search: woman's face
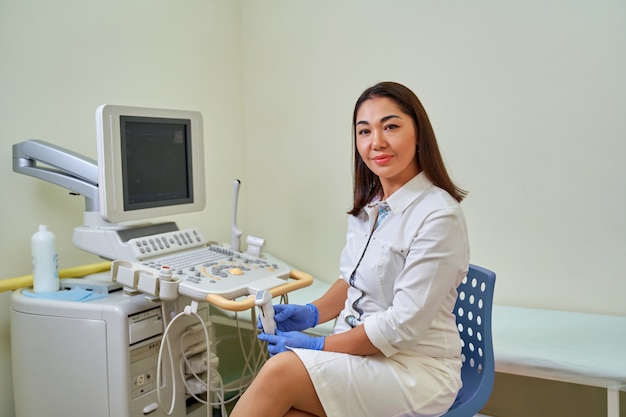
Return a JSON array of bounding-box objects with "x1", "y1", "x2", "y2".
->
[{"x1": 355, "y1": 96, "x2": 420, "y2": 198}]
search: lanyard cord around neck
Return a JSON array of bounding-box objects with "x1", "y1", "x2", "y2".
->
[
  {"x1": 346, "y1": 232, "x2": 372, "y2": 327},
  {"x1": 346, "y1": 203, "x2": 389, "y2": 327}
]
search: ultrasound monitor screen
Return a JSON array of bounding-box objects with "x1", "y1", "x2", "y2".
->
[{"x1": 120, "y1": 116, "x2": 194, "y2": 211}]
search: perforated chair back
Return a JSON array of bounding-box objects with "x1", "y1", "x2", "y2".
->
[{"x1": 442, "y1": 264, "x2": 496, "y2": 417}]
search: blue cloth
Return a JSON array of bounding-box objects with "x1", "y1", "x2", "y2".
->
[{"x1": 22, "y1": 287, "x2": 107, "y2": 302}]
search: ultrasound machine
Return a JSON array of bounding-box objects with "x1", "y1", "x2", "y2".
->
[{"x1": 10, "y1": 105, "x2": 312, "y2": 417}]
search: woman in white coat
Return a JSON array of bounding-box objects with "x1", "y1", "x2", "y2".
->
[{"x1": 231, "y1": 81, "x2": 470, "y2": 417}]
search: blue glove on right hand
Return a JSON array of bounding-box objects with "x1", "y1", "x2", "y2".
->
[
  {"x1": 258, "y1": 329, "x2": 325, "y2": 356},
  {"x1": 258, "y1": 303, "x2": 319, "y2": 332}
]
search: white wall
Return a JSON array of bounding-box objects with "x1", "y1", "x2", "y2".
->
[
  {"x1": 239, "y1": 0, "x2": 626, "y2": 314},
  {"x1": 0, "y1": 1, "x2": 245, "y2": 416},
  {"x1": 1, "y1": 1, "x2": 624, "y2": 416}
]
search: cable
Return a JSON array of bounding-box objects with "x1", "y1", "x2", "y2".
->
[
  {"x1": 156, "y1": 309, "x2": 186, "y2": 415},
  {"x1": 179, "y1": 323, "x2": 227, "y2": 413},
  {"x1": 157, "y1": 301, "x2": 218, "y2": 416},
  {"x1": 179, "y1": 324, "x2": 228, "y2": 416},
  {"x1": 156, "y1": 296, "x2": 290, "y2": 417}
]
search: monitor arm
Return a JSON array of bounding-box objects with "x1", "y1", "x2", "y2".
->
[
  {"x1": 13, "y1": 139, "x2": 169, "y2": 260},
  {"x1": 12, "y1": 139, "x2": 101, "y2": 219}
]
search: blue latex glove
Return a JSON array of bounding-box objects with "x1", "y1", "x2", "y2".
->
[
  {"x1": 258, "y1": 303, "x2": 319, "y2": 332},
  {"x1": 258, "y1": 329, "x2": 325, "y2": 356}
]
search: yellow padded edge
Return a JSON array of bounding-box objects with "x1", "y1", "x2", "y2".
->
[{"x1": 0, "y1": 261, "x2": 111, "y2": 293}]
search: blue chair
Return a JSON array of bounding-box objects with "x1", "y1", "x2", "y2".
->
[{"x1": 442, "y1": 264, "x2": 497, "y2": 417}]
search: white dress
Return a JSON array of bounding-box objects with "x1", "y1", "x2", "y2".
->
[{"x1": 293, "y1": 172, "x2": 470, "y2": 417}]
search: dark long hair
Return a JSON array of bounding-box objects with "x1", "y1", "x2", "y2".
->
[{"x1": 348, "y1": 81, "x2": 467, "y2": 216}]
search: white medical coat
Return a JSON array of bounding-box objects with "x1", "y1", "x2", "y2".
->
[
  {"x1": 334, "y1": 172, "x2": 470, "y2": 360},
  {"x1": 294, "y1": 172, "x2": 470, "y2": 417}
]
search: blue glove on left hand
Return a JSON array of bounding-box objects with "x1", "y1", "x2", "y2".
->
[{"x1": 258, "y1": 329, "x2": 325, "y2": 356}]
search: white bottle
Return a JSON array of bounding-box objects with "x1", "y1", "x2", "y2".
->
[{"x1": 31, "y1": 225, "x2": 59, "y2": 292}]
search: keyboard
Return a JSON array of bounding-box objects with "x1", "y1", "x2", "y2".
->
[{"x1": 141, "y1": 244, "x2": 291, "y2": 300}]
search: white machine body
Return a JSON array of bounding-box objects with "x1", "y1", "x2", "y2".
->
[{"x1": 10, "y1": 281, "x2": 210, "y2": 417}]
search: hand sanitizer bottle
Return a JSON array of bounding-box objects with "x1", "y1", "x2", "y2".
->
[{"x1": 31, "y1": 225, "x2": 59, "y2": 292}]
